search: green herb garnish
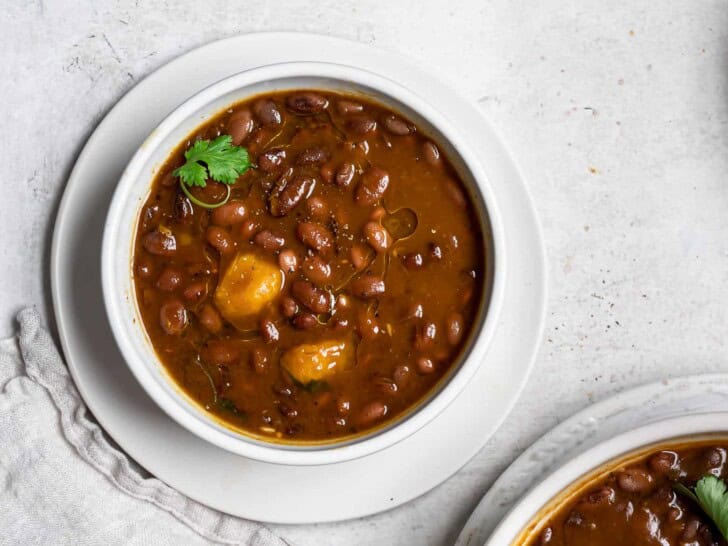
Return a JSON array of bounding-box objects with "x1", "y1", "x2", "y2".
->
[
  {"x1": 173, "y1": 135, "x2": 250, "y2": 209},
  {"x1": 217, "y1": 397, "x2": 247, "y2": 418},
  {"x1": 674, "y1": 475, "x2": 728, "y2": 540}
]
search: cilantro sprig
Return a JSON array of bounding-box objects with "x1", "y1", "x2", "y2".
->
[
  {"x1": 172, "y1": 135, "x2": 250, "y2": 209},
  {"x1": 674, "y1": 475, "x2": 728, "y2": 540}
]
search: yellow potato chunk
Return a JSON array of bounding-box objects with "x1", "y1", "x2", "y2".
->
[
  {"x1": 281, "y1": 339, "x2": 355, "y2": 384},
  {"x1": 214, "y1": 253, "x2": 283, "y2": 325}
]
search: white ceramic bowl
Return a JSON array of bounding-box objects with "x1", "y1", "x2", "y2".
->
[
  {"x1": 102, "y1": 61, "x2": 506, "y2": 465},
  {"x1": 486, "y1": 411, "x2": 728, "y2": 545}
]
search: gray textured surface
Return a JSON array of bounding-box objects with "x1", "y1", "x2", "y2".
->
[{"x1": 2, "y1": 1, "x2": 728, "y2": 545}]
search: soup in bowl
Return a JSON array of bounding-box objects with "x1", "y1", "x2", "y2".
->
[{"x1": 102, "y1": 62, "x2": 504, "y2": 465}]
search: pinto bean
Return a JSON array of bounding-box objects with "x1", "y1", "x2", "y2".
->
[
  {"x1": 414, "y1": 321, "x2": 437, "y2": 351},
  {"x1": 159, "y1": 299, "x2": 187, "y2": 335},
  {"x1": 280, "y1": 296, "x2": 299, "y2": 318},
  {"x1": 350, "y1": 244, "x2": 371, "y2": 270},
  {"x1": 402, "y1": 252, "x2": 424, "y2": 270},
  {"x1": 270, "y1": 175, "x2": 316, "y2": 216},
  {"x1": 336, "y1": 100, "x2": 364, "y2": 115},
  {"x1": 374, "y1": 376, "x2": 398, "y2": 396},
  {"x1": 302, "y1": 255, "x2": 332, "y2": 285},
  {"x1": 143, "y1": 230, "x2": 177, "y2": 256},
  {"x1": 254, "y1": 230, "x2": 286, "y2": 251},
  {"x1": 285, "y1": 92, "x2": 329, "y2": 115},
  {"x1": 382, "y1": 114, "x2": 412, "y2": 135},
  {"x1": 291, "y1": 280, "x2": 332, "y2": 314},
  {"x1": 335, "y1": 162, "x2": 356, "y2": 187},
  {"x1": 183, "y1": 280, "x2": 207, "y2": 303},
  {"x1": 346, "y1": 115, "x2": 377, "y2": 135},
  {"x1": 306, "y1": 196, "x2": 329, "y2": 220},
  {"x1": 422, "y1": 140, "x2": 441, "y2": 166},
  {"x1": 253, "y1": 98, "x2": 282, "y2": 126},
  {"x1": 293, "y1": 312, "x2": 319, "y2": 330},
  {"x1": 445, "y1": 312, "x2": 464, "y2": 346},
  {"x1": 416, "y1": 356, "x2": 436, "y2": 375},
  {"x1": 351, "y1": 274, "x2": 385, "y2": 299},
  {"x1": 296, "y1": 222, "x2": 334, "y2": 255},
  {"x1": 296, "y1": 147, "x2": 330, "y2": 165},
  {"x1": 211, "y1": 200, "x2": 247, "y2": 225},
  {"x1": 363, "y1": 221, "x2": 391, "y2": 253},
  {"x1": 258, "y1": 148, "x2": 287, "y2": 173},
  {"x1": 260, "y1": 318, "x2": 280, "y2": 343},
  {"x1": 174, "y1": 194, "x2": 194, "y2": 223},
  {"x1": 227, "y1": 109, "x2": 254, "y2": 145},
  {"x1": 355, "y1": 167, "x2": 389, "y2": 206},
  {"x1": 156, "y1": 266, "x2": 183, "y2": 292},
  {"x1": 357, "y1": 401, "x2": 387, "y2": 427},
  {"x1": 616, "y1": 468, "x2": 654, "y2": 494},
  {"x1": 199, "y1": 304, "x2": 223, "y2": 334},
  {"x1": 205, "y1": 226, "x2": 235, "y2": 255},
  {"x1": 278, "y1": 250, "x2": 299, "y2": 274},
  {"x1": 393, "y1": 365, "x2": 411, "y2": 387},
  {"x1": 649, "y1": 451, "x2": 678, "y2": 474}
]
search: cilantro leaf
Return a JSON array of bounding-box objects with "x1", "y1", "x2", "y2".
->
[
  {"x1": 674, "y1": 475, "x2": 728, "y2": 540},
  {"x1": 173, "y1": 135, "x2": 250, "y2": 188}
]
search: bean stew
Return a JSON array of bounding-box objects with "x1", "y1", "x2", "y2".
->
[
  {"x1": 133, "y1": 89, "x2": 486, "y2": 442},
  {"x1": 521, "y1": 440, "x2": 728, "y2": 546}
]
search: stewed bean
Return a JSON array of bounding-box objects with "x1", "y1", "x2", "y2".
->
[
  {"x1": 416, "y1": 356, "x2": 436, "y2": 374},
  {"x1": 156, "y1": 266, "x2": 183, "y2": 292},
  {"x1": 159, "y1": 299, "x2": 187, "y2": 335},
  {"x1": 350, "y1": 244, "x2": 371, "y2": 270},
  {"x1": 143, "y1": 230, "x2": 177, "y2": 256},
  {"x1": 402, "y1": 252, "x2": 424, "y2": 270},
  {"x1": 292, "y1": 280, "x2": 332, "y2": 314},
  {"x1": 445, "y1": 312, "x2": 464, "y2": 346},
  {"x1": 355, "y1": 167, "x2": 389, "y2": 205},
  {"x1": 174, "y1": 194, "x2": 194, "y2": 223},
  {"x1": 382, "y1": 114, "x2": 412, "y2": 135},
  {"x1": 253, "y1": 98, "x2": 282, "y2": 126},
  {"x1": 206, "y1": 340, "x2": 239, "y2": 365},
  {"x1": 356, "y1": 401, "x2": 387, "y2": 427},
  {"x1": 414, "y1": 320, "x2": 437, "y2": 351},
  {"x1": 260, "y1": 318, "x2": 280, "y2": 343},
  {"x1": 285, "y1": 92, "x2": 329, "y2": 115},
  {"x1": 278, "y1": 250, "x2": 299, "y2": 274},
  {"x1": 346, "y1": 115, "x2": 377, "y2": 135},
  {"x1": 211, "y1": 200, "x2": 247, "y2": 225},
  {"x1": 363, "y1": 221, "x2": 391, "y2": 253},
  {"x1": 293, "y1": 312, "x2": 318, "y2": 330},
  {"x1": 302, "y1": 255, "x2": 332, "y2": 285},
  {"x1": 183, "y1": 280, "x2": 207, "y2": 303},
  {"x1": 336, "y1": 100, "x2": 364, "y2": 115},
  {"x1": 280, "y1": 296, "x2": 299, "y2": 317},
  {"x1": 270, "y1": 175, "x2": 316, "y2": 216},
  {"x1": 335, "y1": 162, "x2": 356, "y2": 187},
  {"x1": 296, "y1": 147, "x2": 329, "y2": 165},
  {"x1": 227, "y1": 109, "x2": 253, "y2": 145},
  {"x1": 257, "y1": 148, "x2": 287, "y2": 173},
  {"x1": 296, "y1": 222, "x2": 334, "y2": 255},
  {"x1": 205, "y1": 226, "x2": 235, "y2": 255},
  {"x1": 351, "y1": 274, "x2": 385, "y2": 299},
  {"x1": 616, "y1": 468, "x2": 654, "y2": 493},
  {"x1": 422, "y1": 140, "x2": 441, "y2": 166},
  {"x1": 254, "y1": 230, "x2": 285, "y2": 251},
  {"x1": 306, "y1": 196, "x2": 329, "y2": 220},
  {"x1": 199, "y1": 304, "x2": 223, "y2": 334}
]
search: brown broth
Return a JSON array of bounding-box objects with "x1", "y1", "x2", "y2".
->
[{"x1": 132, "y1": 90, "x2": 486, "y2": 442}]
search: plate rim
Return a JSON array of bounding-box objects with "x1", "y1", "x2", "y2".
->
[{"x1": 50, "y1": 31, "x2": 548, "y2": 523}]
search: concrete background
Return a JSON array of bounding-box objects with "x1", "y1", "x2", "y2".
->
[{"x1": 2, "y1": 1, "x2": 727, "y2": 544}]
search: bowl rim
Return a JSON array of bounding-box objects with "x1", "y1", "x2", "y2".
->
[
  {"x1": 485, "y1": 411, "x2": 728, "y2": 545},
  {"x1": 101, "y1": 60, "x2": 507, "y2": 465}
]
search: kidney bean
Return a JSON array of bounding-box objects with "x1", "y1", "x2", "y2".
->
[
  {"x1": 279, "y1": 404, "x2": 299, "y2": 419},
  {"x1": 356, "y1": 401, "x2": 387, "y2": 427},
  {"x1": 585, "y1": 486, "x2": 614, "y2": 506},
  {"x1": 258, "y1": 148, "x2": 287, "y2": 173},
  {"x1": 135, "y1": 256, "x2": 155, "y2": 279},
  {"x1": 303, "y1": 255, "x2": 332, "y2": 285},
  {"x1": 159, "y1": 299, "x2": 187, "y2": 335},
  {"x1": 393, "y1": 365, "x2": 411, "y2": 387},
  {"x1": 260, "y1": 318, "x2": 280, "y2": 343},
  {"x1": 205, "y1": 226, "x2": 235, "y2": 255},
  {"x1": 416, "y1": 356, "x2": 436, "y2": 375},
  {"x1": 382, "y1": 114, "x2": 412, "y2": 135},
  {"x1": 374, "y1": 376, "x2": 398, "y2": 396},
  {"x1": 414, "y1": 321, "x2": 437, "y2": 351},
  {"x1": 363, "y1": 221, "x2": 391, "y2": 253},
  {"x1": 704, "y1": 447, "x2": 725, "y2": 468},
  {"x1": 445, "y1": 312, "x2": 464, "y2": 346},
  {"x1": 296, "y1": 222, "x2": 334, "y2": 255},
  {"x1": 336, "y1": 100, "x2": 364, "y2": 115},
  {"x1": 648, "y1": 451, "x2": 678, "y2": 474},
  {"x1": 278, "y1": 249, "x2": 299, "y2": 274},
  {"x1": 143, "y1": 230, "x2": 177, "y2": 256},
  {"x1": 156, "y1": 266, "x2": 183, "y2": 292},
  {"x1": 357, "y1": 307, "x2": 381, "y2": 338},
  {"x1": 174, "y1": 194, "x2": 194, "y2": 223},
  {"x1": 206, "y1": 340, "x2": 239, "y2": 364},
  {"x1": 254, "y1": 230, "x2": 286, "y2": 251},
  {"x1": 293, "y1": 312, "x2": 318, "y2": 330},
  {"x1": 199, "y1": 304, "x2": 223, "y2": 334},
  {"x1": 351, "y1": 274, "x2": 385, "y2": 299},
  {"x1": 285, "y1": 92, "x2": 329, "y2": 115},
  {"x1": 182, "y1": 280, "x2": 207, "y2": 303},
  {"x1": 350, "y1": 244, "x2": 371, "y2": 270},
  {"x1": 292, "y1": 280, "x2": 332, "y2": 314},
  {"x1": 616, "y1": 468, "x2": 654, "y2": 493},
  {"x1": 227, "y1": 109, "x2": 254, "y2": 145},
  {"x1": 142, "y1": 203, "x2": 162, "y2": 229},
  {"x1": 306, "y1": 196, "x2": 329, "y2": 220},
  {"x1": 346, "y1": 115, "x2": 377, "y2": 135},
  {"x1": 402, "y1": 252, "x2": 424, "y2": 270},
  {"x1": 211, "y1": 200, "x2": 247, "y2": 225},
  {"x1": 270, "y1": 175, "x2": 316, "y2": 216},
  {"x1": 280, "y1": 296, "x2": 299, "y2": 318},
  {"x1": 355, "y1": 167, "x2": 389, "y2": 206},
  {"x1": 296, "y1": 147, "x2": 329, "y2": 165},
  {"x1": 422, "y1": 140, "x2": 441, "y2": 166},
  {"x1": 253, "y1": 98, "x2": 282, "y2": 126},
  {"x1": 251, "y1": 348, "x2": 268, "y2": 374},
  {"x1": 335, "y1": 162, "x2": 356, "y2": 187},
  {"x1": 240, "y1": 219, "x2": 260, "y2": 240}
]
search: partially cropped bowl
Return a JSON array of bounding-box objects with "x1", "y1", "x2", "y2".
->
[
  {"x1": 102, "y1": 61, "x2": 505, "y2": 465},
  {"x1": 486, "y1": 412, "x2": 728, "y2": 545}
]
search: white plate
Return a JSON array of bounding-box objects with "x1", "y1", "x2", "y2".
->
[
  {"x1": 456, "y1": 373, "x2": 728, "y2": 545},
  {"x1": 51, "y1": 32, "x2": 546, "y2": 523}
]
